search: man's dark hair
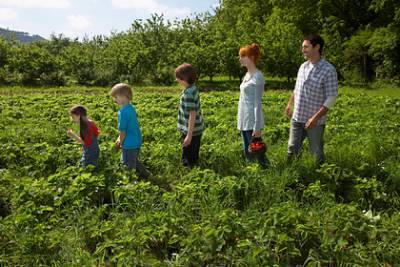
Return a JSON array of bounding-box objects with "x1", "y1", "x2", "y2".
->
[{"x1": 304, "y1": 33, "x2": 324, "y2": 55}]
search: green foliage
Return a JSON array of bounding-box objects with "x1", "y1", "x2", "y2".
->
[
  {"x1": 5, "y1": 42, "x2": 61, "y2": 86},
  {"x1": 368, "y1": 27, "x2": 400, "y2": 79},
  {"x1": 262, "y1": 8, "x2": 303, "y2": 83},
  {"x1": 0, "y1": 85, "x2": 399, "y2": 265},
  {"x1": 343, "y1": 29, "x2": 375, "y2": 82},
  {"x1": 0, "y1": 0, "x2": 399, "y2": 86}
]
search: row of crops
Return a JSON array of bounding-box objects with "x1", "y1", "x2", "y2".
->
[{"x1": 0, "y1": 87, "x2": 399, "y2": 265}]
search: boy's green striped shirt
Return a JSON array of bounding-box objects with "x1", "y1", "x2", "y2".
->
[{"x1": 177, "y1": 85, "x2": 205, "y2": 136}]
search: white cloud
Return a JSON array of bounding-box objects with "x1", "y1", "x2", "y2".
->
[
  {"x1": 0, "y1": 0, "x2": 70, "y2": 9},
  {"x1": 111, "y1": 0, "x2": 191, "y2": 18},
  {"x1": 212, "y1": 1, "x2": 220, "y2": 10},
  {"x1": 67, "y1": 15, "x2": 92, "y2": 32},
  {"x1": 0, "y1": 8, "x2": 18, "y2": 21}
]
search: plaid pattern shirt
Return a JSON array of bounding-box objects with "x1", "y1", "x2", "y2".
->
[
  {"x1": 293, "y1": 59, "x2": 338, "y2": 125},
  {"x1": 177, "y1": 85, "x2": 205, "y2": 136}
]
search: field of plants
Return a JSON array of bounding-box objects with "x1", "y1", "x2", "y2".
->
[{"x1": 0, "y1": 84, "x2": 400, "y2": 266}]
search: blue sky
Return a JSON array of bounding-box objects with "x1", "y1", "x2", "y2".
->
[{"x1": 0, "y1": 0, "x2": 219, "y2": 39}]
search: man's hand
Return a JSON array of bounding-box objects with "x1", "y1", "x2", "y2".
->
[
  {"x1": 285, "y1": 93, "x2": 294, "y2": 118},
  {"x1": 182, "y1": 135, "x2": 192, "y2": 147},
  {"x1": 305, "y1": 116, "x2": 318, "y2": 129},
  {"x1": 305, "y1": 106, "x2": 328, "y2": 130},
  {"x1": 285, "y1": 105, "x2": 293, "y2": 118}
]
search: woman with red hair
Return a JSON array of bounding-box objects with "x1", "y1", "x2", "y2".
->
[{"x1": 237, "y1": 43, "x2": 269, "y2": 168}]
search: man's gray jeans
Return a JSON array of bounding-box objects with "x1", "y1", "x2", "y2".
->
[{"x1": 287, "y1": 120, "x2": 325, "y2": 164}]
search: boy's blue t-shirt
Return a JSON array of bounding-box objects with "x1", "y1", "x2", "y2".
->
[{"x1": 118, "y1": 103, "x2": 142, "y2": 149}]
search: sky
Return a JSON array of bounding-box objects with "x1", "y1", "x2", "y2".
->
[{"x1": 0, "y1": 0, "x2": 219, "y2": 39}]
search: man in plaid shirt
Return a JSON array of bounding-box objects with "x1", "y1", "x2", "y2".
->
[{"x1": 285, "y1": 34, "x2": 338, "y2": 165}]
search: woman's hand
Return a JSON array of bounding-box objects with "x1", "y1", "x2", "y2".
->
[{"x1": 252, "y1": 130, "x2": 261, "y2": 137}]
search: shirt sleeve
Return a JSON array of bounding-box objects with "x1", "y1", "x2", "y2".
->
[
  {"x1": 294, "y1": 64, "x2": 303, "y2": 94},
  {"x1": 324, "y1": 67, "x2": 338, "y2": 98},
  {"x1": 253, "y1": 74, "x2": 265, "y2": 131},
  {"x1": 91, "y1": 121, "x2": 100, "y2": 137},
  {"x1": 118, "y1": 109, "x2": 128, "y2": 132},
  {"x1": 184, "y1": 91, "x2": 197, "y2": 111},
  {"x1": 323, "y1": 96, "x2": 337, "y2": 109}
]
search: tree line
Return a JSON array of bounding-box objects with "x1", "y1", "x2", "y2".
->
[{"x1": 0, "y1": 0, "x2": 399, "y2": 87}]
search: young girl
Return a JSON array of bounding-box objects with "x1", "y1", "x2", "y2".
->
[
  {"x1": 175, "y1": 63, "x2": 205, "y2": 167},
  {"x1": 67, "y1": 105, "x2": 100, "y2": 168}
]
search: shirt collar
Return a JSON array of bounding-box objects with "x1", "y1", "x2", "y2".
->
[
  {"x1": 121, "y1": 103, "x2": 130, "y2": 109},
  {"x1": 308, "y1": 58, "x2": 324, "y2": 69},
  {"x1": 183, "y1": 84, "x2": 196, "y2": 93}
]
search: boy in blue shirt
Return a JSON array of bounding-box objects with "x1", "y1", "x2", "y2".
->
[{"x1": 111, "y1": 83, "x2": 143, "y2": 171}]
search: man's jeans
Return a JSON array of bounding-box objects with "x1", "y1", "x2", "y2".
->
[{"x1": 287, "y1": 120, "x2": 325, "y2": 165}]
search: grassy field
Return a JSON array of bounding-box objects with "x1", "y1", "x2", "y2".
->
[{"x1": 0, "y1": 82, "x2": 399, "y2": 266}]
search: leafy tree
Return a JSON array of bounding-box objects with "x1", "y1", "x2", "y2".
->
[
  {"x1": 128, "y1": 14, "x2": 177, "y2": 84},
  {"x1": 343, "y1": 29, "x2": 374, "y2": 82},
  {"x1": 7, "y1": 43, "x2": 59, "y2": 85},
  {"x1": 174, "y1": 13, "x2": 221, "y2": 81},
  {"x1": 368, "y1": 27, "x2": 400, "y2": 79},
  {"x1": 60, "y1": 42, "x2": 96, "y2": 85},
  {"x1": 0, "y1": 38, "x2": 11, "y2": 84},
  {"x1": 262, "y1": 8, "x2": 303, "y2": 84},
  {"x1": 0, "y1": 0, "x2": 399, "y2": 86}
]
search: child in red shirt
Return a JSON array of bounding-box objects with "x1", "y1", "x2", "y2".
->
[{"x1": 67, "y1": 105, "x2": 100, "y2": 168}]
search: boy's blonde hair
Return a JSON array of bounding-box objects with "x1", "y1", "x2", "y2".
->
[{"x1": 110, "y1": 83, "x2": 132, "y2": 100}]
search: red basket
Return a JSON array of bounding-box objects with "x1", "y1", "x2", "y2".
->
[{"x1": 248, "y1": 137, "x2": 267, "y2": 155}]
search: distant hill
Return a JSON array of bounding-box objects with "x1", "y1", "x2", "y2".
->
[{"x1": 0, "y1": 27, "x2": 46, "y2": 43}]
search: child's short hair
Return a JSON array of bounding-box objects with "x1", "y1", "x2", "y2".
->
[
  {"x1": 110, "y1": 83, "x2": 132, "y2": 100},
  {"x1": 175, "y1": 63, "x2": 197, "y2": 85}
]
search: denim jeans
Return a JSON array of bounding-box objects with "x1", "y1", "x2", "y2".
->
[
  {"x1": 80, "y1": 136, "x2": 100, "y2": 168},
  {"x1": 241, "y1": 130, "x2": 269, "y2": 168},
  {"x1": 122, "y1": 148, "x2": 144, "y2": 171},
  {"x1": 181, "y1": 134, "x2": 201, "y2": 167},
  {"x1": 287, "y1": 120, "x2": 325, "y2": 164}
]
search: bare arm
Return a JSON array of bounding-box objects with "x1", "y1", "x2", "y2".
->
[
  {"x1": 183, "y1": 110, "x2": 196, "y2": 147},
  {"x1": 305, "y1": 106, "x2": 329, "y2": 129},
  {"x1": 116, "y1": 131, "x2": 126, "y2": 149},
  {"x1": 285, "y1": 93, "x2": 294, "y2": 118},
  {"x1": 67, "y1": 129, "x2": 84, "y2": 145}
]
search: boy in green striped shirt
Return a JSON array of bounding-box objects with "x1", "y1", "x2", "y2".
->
[{"x1": 175, "y1": 63, "x2": 205, "y2": 167}]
